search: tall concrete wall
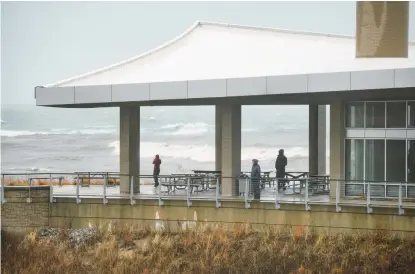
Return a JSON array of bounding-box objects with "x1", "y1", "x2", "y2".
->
[
  {"x1": 219, "y1": 104, "x2": 241, "y2": 196},
  {"x1": 309, "y1": 105, "x2": 326, "y2": 175},
  {"x1": 1, "y1": 186, "x2": 50, "y2": 235},
  {"x1": 356, "y1": 1, "x2": 409, "y2": 58},
  {"x1": 120, "y1": 106, "x2": 140, "y2": 194},
  {"x1": 329, "y1": 101, "x2": 345, "y2": 198}
]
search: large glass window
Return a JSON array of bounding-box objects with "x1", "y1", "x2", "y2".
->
[
  {"x1": 408, "y1": 102, "x2": 415, "y2": 128},
  {"x1": 408, "y1": 140, "x2": 415, "y2": 198},
  {"x1": 365, "y1": 102, "x2": 385, "y2": 128},
  {"x1": 344, "y1": 100, "x2": 415, "y2": 197},
  {"x1": 386, "y1": 140, "x2": 406, "y2": 182},
  {"x1": 386, "y1": 102, "x2": 406, "y2": 128},
  {"x1": 408, "y1": 140, "x2": 415, "y2": 183},
  {"x1": 345, "y1": 103, "x2": 364, "y2": 128},
  {"x1": 365, "y1": 140, "x2": 385, "y2": 181},
  {"x1": 345, "y1": 139, "x2": 364, "y2": 181}
]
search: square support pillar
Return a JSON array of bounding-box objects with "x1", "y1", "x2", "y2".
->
[
  {"x1": 329, "y1": 101, "x2": 345, "y2": 198},
  {"x1": 309, "y1": 105, "x2": 326, "y2": 175},
  {"x1": 356, "y1": 1, "x2": 409, "y2": 58},
  {"x1": 219, "y1": 104, "x2": 241, "y2": 196},
  {"x1": 120, "y1": 106, "x2": 140, "y2": 194},
  {"x1": 215, "y1": 105, "x2": 222, "y2": 172}
]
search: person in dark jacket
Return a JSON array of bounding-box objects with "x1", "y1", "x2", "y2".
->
[
  {"x1": 153, "y1": 154, "x2": 161, "y2": 187},
  {"x1": 275, "y1": 149, "x2": 287, "y2": 190},
  {"x1": 251, "y1": 159, "x2": 262, "y2": 199}
]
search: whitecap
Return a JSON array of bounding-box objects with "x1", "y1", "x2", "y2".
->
[
  {"x1": 160, "y1": 122, "x2": 211, "y2": 136},
  {"x1": 107, "y1": 141, "x2": 309, "y2": 163}
]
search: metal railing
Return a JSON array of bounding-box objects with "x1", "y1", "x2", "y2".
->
[
  {"x1": 337, "y1": 179, "x2": 415, "y2": 215},
  {"x1": 1, "y1": 172, "x2": 414, "y2": 216}
]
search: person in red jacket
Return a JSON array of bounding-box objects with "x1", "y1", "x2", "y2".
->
[{"x1": 153, "y1": 154, "x2": 161, "y2": 187}]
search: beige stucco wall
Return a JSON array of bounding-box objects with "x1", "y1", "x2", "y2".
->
[
  {"x1": 356, "y1": 1, "x2": 409, "y2": 58},
  {"x1": 1, "y1": 186, "x2": 414, "y2": 237},
  {"x1": 49, "y1": 198, "x2": 415, "y2": 235}
]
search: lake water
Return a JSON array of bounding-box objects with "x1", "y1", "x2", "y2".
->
[{"x1": 1, "y1": 104, "x2": 325, "y2": 175}]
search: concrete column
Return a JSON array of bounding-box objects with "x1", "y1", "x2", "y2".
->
[
  {"x1": 120, "y1": 106, "x2": 140, "y2": 194},
  {"x1": 309, "y1": 105, "x2": 326, "y2": 175},
  {"x1": 220, "y1": 104, "x2": 241, "y2": 196},
  {"x1": 356, "y1": 1, "x2": 409, "y2": 58},
  {"x1": 215, "y1": 105, "x2": 222, "y2": 172},
  {"x1": 329, "y1": 101, "x2": 345, "y2": 198}
]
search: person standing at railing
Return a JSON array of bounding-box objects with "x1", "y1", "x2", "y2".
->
[
  {"x1": 275, "y1": 149, "x2": 287, "y2": 191},
  {"x1": 153, "y1": 154, "x2": 162, "y2": 189},
  {"x1": 251, "y1": 159, "x2": 261, "y2": 199}
]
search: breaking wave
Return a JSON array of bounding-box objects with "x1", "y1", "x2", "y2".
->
[{"x1": 108, "y1": 141, "x2": 308, "y2": 163}]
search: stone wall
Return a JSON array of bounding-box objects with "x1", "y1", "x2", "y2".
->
[{"x1": 1, "y1": 186, "x2": 50, "y2": 235}]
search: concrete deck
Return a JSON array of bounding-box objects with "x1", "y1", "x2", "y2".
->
[
  {"x1": 51, "y1": 184, "x2": 331, "y2": 203},
  {"x1": 47, "y1": 184, "x2": 415, "y2": 209}
]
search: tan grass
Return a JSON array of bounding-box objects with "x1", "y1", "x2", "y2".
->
[
  {"x1": 2, "y1": 178, "x2": 155, "y2": 186},
  {"x1": 2, "y1": 224, "x2": 415, "y2": 274},
  {"x1": 2, "y1": 178, "x2": 74, "y2": 186}
]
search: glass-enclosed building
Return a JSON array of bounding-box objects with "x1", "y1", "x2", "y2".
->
[{"x1": 344, "y1": 101, "x2": 415, "y2": 197}]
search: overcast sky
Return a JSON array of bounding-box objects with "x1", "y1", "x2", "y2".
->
[{"x1": 1, "y1": 1, "x2": 414, "y2": 105}]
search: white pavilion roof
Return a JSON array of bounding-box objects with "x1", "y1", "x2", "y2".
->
[
  {"x1": 36, "y1": 21, "x2": 415, "y2": 106},
  {"x1": 47, "y1": 21, "x2": 415, "y2": 88}
]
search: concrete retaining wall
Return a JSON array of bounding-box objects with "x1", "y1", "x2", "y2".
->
[
  {"x1": 50, "y1": 198, "x2": 415, "y2": 236},
  {"x1": 1, "y1": 187, "x2": 414, "y2": 236}
]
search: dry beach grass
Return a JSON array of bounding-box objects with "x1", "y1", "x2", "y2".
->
[
  {"x1": 1, "y1": 178, "x2": 156, "y2": 186},
  {"x1": 2, "y1": 223, "x2": 415, "y2": 274}
]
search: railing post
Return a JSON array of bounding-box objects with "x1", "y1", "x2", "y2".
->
[
  {"x1": 103, "y1": 174, "x2": 108, "y2": 204},
  {"x1": 27, "y1": 178, "x2": 32, "y2": 203},
  {"x1": 335, "y1": 180, "x2": 342, "y2": 212},
  {"x1": 366, "y1": 181, "x2": 373, "y2": 214},
  {"x1": 130, "y1": 175, "x2": 136, "y2": 205},
  {"x1": 304, "y1": 179, "x2": 311, "y2": 211},
  {"x1": 275, "y1": 179, "x2": 280, "y2": 209},
  {"x1": 158, "y1": 176, "x2": 164, "y2": 207},
  {"x1": 1, "y1": 174, "x2": 7, "y2": 204},
  {"x1": 49, "y1": 173, "x2": 55, "y2": 203},
  {"x1": 398, "y1": 182, "x2": 404, "y2": 215},
  {"x1": 244, "y1": 177, "x2": 251, "y2": 209},
  {"x1": 76, "y1": 174, "x2": 81, "y2": 204},
  {"x1": 186, "y1": 177, "x2": 192, "y2": 207},
  {"x1": 215, "y1": 176, "x2": 221, "y2": 208}
]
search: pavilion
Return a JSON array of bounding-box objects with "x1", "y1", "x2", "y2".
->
[{"x1": 35, "y1": 1, "x2": 415, "y2": 199}]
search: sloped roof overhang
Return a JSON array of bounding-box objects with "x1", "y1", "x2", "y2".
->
[{"x1": 35, "y1": 21, "x2": 415, "y2": 107}]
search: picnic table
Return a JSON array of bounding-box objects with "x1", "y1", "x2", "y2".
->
[
  {"x1": 193, "y1": 170, "x2": 221, "y2": 175},
  {"x1": 192, "y1": 170, "x2": 221, "y2": 190},
  {"x1": 160, "y1": 174, "x2": 207, "y2": 194},
  {"x1": 308, "y1": 174, "x2": 330, "y2": 193},
  {"x1": 74, "y1": 172, "x2": 118, "y2": 188},
  {"x1": 283, "y1": 172, "x2": 330, "y2": 194}
]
